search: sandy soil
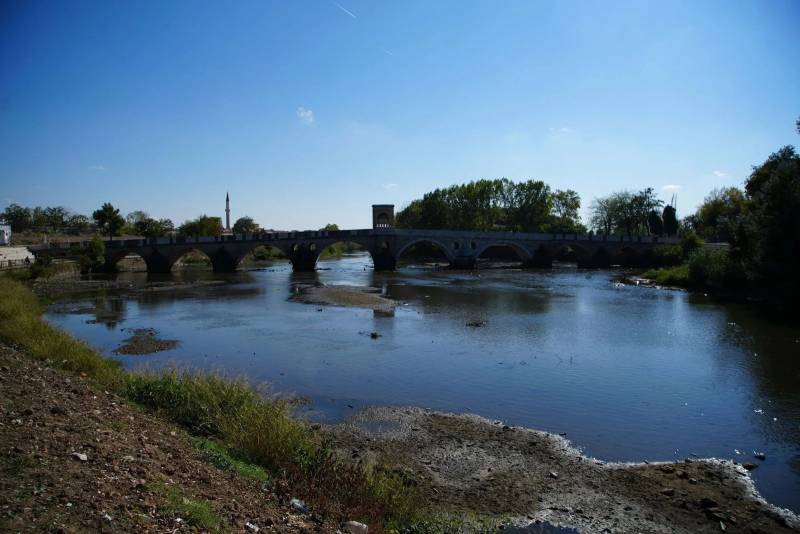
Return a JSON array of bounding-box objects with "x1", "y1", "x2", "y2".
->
[
  {"x1": 0, "y1": 343, "x2": 336, "y2": 533},
  {"x1": 291, "y1": 284, "x2": 396, "y2": 313},
  {"x1": 328, "y1": 406, "x2": 799, "y2": 533}
]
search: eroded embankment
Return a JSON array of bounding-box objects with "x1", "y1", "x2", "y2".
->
[{"x1": 329, "y1": 406, "x2": 799, "y2": 533}]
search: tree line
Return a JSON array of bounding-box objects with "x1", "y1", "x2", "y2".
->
[
  {"x1": 396, "y1": 179, "x2": 586, "y2": 234},
  {"x1": 395, "y1": 178, "x2": 681, "y2": 237},
  {"x1": 1, "y1": 203, "x2": 263, "y2": 240}
]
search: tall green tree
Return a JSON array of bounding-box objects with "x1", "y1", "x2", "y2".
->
[
  {"x1": 178, "y1": 215, "x2": 222, "y2": 237},
  {"x1": 548, "y1": 189, "x2": 584, "y2": 233},
  {"x1": 694, "y1": 187, "x2": 746, "y2": 242},
  {"x1": 92, "y1": 203, "x2": 125, "y2": 240},
  {"x1": 135, "y1": 217, "x2": 174, "y2": 238},
  {"x1": 734, "y1": 145, "x2": 800, "y2": 306},
  {"x1": 233, "y1": 216, "x2": 259, "y2": 234}
]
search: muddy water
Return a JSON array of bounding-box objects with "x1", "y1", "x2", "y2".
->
[{"x1": 44, "y1": 253, "x2": 800, "y2": 512}]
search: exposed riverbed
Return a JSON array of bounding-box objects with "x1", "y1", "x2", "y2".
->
[{"x1": 42, "y1": 253, "x2": 800, "y2": 516}]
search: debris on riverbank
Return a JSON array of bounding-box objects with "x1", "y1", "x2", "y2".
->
[
  {"x1": 291, "y1": 284, "x2": 396, "y2": 313},
  {"x1": 328, "y1": 406, "x2": 799, "y2": 533},
  {"x1": 114, "y1": 328, "x2": 178, "y2": 355}
]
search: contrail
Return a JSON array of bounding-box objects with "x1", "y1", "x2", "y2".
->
[{"x1": 332, "y1": 1, "x2": 356, "y2": 18}]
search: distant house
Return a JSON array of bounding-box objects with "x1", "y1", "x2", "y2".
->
[{"x1": 0, "y1": 223, "x2": 11, "y2": 246}]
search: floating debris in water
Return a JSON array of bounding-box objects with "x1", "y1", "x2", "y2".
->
[{"x1": 753, "y1": 409, "x2": 764, "y2": 414}]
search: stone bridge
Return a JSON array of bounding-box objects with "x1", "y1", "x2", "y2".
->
[{"x1": 34, "y1": 227, "x2": 680, "y2": 273}]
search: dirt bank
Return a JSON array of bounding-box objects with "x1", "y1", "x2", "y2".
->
[
  {"x1": 329, "y1": 406, "x2": 799, "y2": 533},
  {"x1": 291, "y1": 284, "x2": 396, "y2": 313},
  {"x1": 0, "y1": 343, "x2": 335, "y2": 533},
  {"x1": 33, "y1": 277, "x2": 226, "y2": 299}
]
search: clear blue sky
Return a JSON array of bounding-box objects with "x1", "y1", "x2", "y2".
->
[{"x1": 1, "y1": 0, "x2": 798, "y2": 230}]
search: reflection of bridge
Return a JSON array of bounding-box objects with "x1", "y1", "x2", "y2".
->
[{"x1": 36, "y1": 228, "x2": 680, "y2": 273}]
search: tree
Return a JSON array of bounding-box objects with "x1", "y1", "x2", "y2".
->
[
  {"x1": 126, "y1": 211, "x2": 149, "y2": 225},
  {"x1": 178, "y1": 215, "x2": 222, "y2": 237},
  {"x1": 92, "y1": 203, "x2": 125, "y2": 240},
  {"x1": 321, "y1": 223, "x2": 339, "y2": 231},
  {"x1": 135, "y1": 217, "x2": 174, "y2": 238},
  {"x1": 233, "y1": 216, "x2": 259, "y2": 234},
  {"x1": 647, "y1": 210, "x2": 664, "y2": 236},
  {"x1": 589, "y1": 197, "x2": 614, "y2": 235},
  {"x1": 662, "y1": 205, "x2": 678, "y2": 236},
  {"x1": 735, "y1": 145, "x2": 800, "y2": 307},
  {"x1": 43, "y1": 206, "x2": 69, "y2": 228},
  {"x1": 548, "y1": 189, "x2": 585, "y2": 233},
  {"x1": 2, "y1": 204, "x2": 32, "y2": 232},
  {"x1": 79, "y1": 236, "x2": 106, "y2": 273},
  {"x1": 694, "y1": 187, "x2": 746, "y2": 242}
]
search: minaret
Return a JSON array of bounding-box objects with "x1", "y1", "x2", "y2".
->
[{"x1": 225, "y1": 192, "x2": 231, "y2": 232}]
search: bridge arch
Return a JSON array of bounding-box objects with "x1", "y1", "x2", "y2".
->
[
  {"x1": 396, "y1": 238, "x2": 455, "y2": 265},
  {"x1": 475, "y1": 241, "x2": 533, "y2": 264},
  {"x1": 110, "y1": 251, "x2": 148, "y2": 272},
  {"x1": 613, "y1": 246, "x2": 641, "y2": 268},
  {"x1": 315, "y1": 240, "x2": 371, "y2": 267},
  {"x1": 552, "y1": 243, "x2": 591, "y2": 264},
  {"x1": 172, "y1": 248, "x2": 213, "y2": 269},
  {"x1": 235, "y1": 244, "x2": 288, "y2": 268}
]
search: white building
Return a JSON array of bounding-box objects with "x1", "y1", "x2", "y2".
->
[{"x1": 0, "y1": 223, "x2": 11, "y2": 246}]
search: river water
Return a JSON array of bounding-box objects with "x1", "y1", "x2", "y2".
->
[{"x1": 44, "y1": 253, "x2": 800, "y2": 512}]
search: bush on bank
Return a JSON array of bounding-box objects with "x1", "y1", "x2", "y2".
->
[{"x1": 0, "y1": 276, "x2": 422, "y2": 528}]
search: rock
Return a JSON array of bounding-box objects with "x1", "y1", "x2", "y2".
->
[
  {"x1": 50, "y1": 405, "x2": 67, "y2": 415},
  {"x1": 660, "y1": 465, "x2": 675, "y2": 474},
  {"x1": 660, "y1": 488, "x2": 675, "y2": 497},
  {"x1": 245, "y1": 521, "x2": 260, "y2": 532},
  {"x1": 343, "y1": 521, "x2": 369, "y2": 534},
  {"x1": 466, "y1": 320, "x2": 486, "y2": 327},
  {"x1": 369, "y1": 332, "x2": 381, "y2": 339},
  {"x1": 290, "y1": 498, "x2": 308, "y2": 513},
  {"x1": 72, "y1": 452, "x2": 88, "y2": 462},
  {"x1": 549, "y1": 471, "x2": 559, "y2": 479},
  {"x1": 122, "y1": 455, "x2": 135, "y2": 462},
  {"x1": 742, "y1": 462, "x2": 758, "y2": 471},
  {"x1": 699, "y1": 497, "x2": 718, "y2": 509},
  {"x1": 754, "y1": 452, "x2": 766, "y2": 461},
  {"x1": 101, "y1": 513, "x2": 112, "y2": 521}
]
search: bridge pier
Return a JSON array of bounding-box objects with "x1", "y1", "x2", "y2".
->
[
  {"x1": 287, "y1": 245, "x2": 320, "y2": 272},
  {"x1": 372, "y1": 252, "x2": 397, "y2": 271}
]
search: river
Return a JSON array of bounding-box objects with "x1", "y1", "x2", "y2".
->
[{"x1": 43, "y1": 252, "x2": 800, "y2": 513}]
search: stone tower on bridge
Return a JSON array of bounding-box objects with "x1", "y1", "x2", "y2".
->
[{"x1": 372, "y1": 204, "x2": 394, "y2": 229}]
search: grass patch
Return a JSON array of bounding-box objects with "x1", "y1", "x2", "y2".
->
[
  {"x1": 148, "y1": 479, "x2": 221, "y2": 530},
  {"x1": 190, "y1": 437, "x2": 269, "y2": 482},
  {"x1": 0, "y1": 277, "x2": 424, "y2": 527},
  {"x1": 641, "y1": 264, "x2": 690, "y2": 287}
]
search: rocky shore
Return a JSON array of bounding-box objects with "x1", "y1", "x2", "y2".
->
[{"x1": 329, "y1": 406, "x2": 799, "y2": 533}]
